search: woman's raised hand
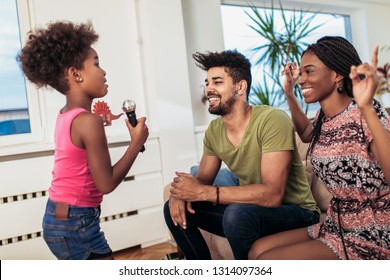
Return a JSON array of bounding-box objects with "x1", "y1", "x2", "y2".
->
[
  {"x1": 282, "y1": 62, "x2": 300, "y2": 98},
  {"x1": 350, "y1": 46, "x2": 379, "y2": 109}
]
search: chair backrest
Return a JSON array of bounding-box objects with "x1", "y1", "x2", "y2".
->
[{"x1": 295, "y1": 133, "x2": 332, "y2": 212}]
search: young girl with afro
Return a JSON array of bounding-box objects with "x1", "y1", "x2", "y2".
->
[{"x1": 18, "y1": 21, "x2": 149, "y2": 259}]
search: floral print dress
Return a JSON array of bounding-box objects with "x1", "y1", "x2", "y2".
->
[{"x1": 308, "y1": 99, "x2": 390, "y2": 259}]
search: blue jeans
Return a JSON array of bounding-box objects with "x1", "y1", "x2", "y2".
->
[
  {"x1": 42, "y1": 199, "x2": 112, "y2": 260},
  {"x1": 163, "y1": 167, "x2": 319, "y2": 260}
]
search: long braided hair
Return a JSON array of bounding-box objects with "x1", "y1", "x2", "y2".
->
[{"x1": 304, "y1": 36, "x2": 362, "y2": 157}]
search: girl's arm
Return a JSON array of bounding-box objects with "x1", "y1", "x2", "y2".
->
[{"x1": 75, "y1": 113, "x2": 148, "y2": 194}]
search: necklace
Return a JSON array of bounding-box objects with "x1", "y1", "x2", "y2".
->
[{"x1": 323, "y1": 100, "x2": 353, "y2": 122}]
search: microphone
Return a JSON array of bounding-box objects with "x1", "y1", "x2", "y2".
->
[{"x1": 122, "y1": 99, "x2": 145, "y2": 153}]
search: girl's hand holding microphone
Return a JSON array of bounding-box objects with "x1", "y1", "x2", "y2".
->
[{"x1": 125, "y1": 116, "x2": 148, "y2": 153}]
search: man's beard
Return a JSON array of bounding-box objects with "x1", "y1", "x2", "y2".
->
[{"x1": 208, "y1": 90, "x2": 237, "y2": 116}]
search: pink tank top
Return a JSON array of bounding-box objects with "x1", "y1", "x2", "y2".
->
[{"x1": 49, "y1": 108, "x2": 103, "y2": 207}]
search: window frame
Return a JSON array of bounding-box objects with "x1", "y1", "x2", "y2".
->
[
  {"x1": 0, "y1": 0, "x2": 47, "y2": 155},
  {"x1": 220, "y1": 0, "x2": 354, "y2": 119}
]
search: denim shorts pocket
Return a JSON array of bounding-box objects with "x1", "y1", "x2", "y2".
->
[
  {"x1": 78, "y1": 208, "x2": 99, "y2": 232},
  {"x1": 43, "y1": 234, "x2": 70, "y2": 260}
]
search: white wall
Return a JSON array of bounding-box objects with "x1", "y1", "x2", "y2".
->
[
  {"x1": 182, "y1": 0, "x2": 225, "y2": 127},
  {"x1": 135, "y1": 0, "x2": 198, "y2": 184}
]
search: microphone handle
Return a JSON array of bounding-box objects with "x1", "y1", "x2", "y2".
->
[{"x1": 125, "y1": 111, "x2": 146, "y2": 153}]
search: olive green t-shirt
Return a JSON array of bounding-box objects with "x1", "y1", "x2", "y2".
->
[{"x1": 204, "y1": 105, "x2": 319, "y2": 213}]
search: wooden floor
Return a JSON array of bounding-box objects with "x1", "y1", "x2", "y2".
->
[{"x1": 113, "y1": 241, "x2": 178, "y2": 260}]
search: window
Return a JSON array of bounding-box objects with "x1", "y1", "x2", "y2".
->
[
  {"x1": 221, "y1": 3, "x2": 351, "y2": 116},
  {"x1": 0, "y1": 0, "x2": 44, "y2": 152},
  {"x1": 0, "y1": 0, "x2": 30, "y2": 136}
]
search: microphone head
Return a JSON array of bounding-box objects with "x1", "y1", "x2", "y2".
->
[{"x1": 122, "y1": 99, "x2": 136, "y2": 113}]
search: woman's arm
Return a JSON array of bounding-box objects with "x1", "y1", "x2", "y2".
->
[
  {"x1": 361, "y1": 107, "x2": 390, "y2": 185},
  {"x1": 350, "y1": 46, "x2": 390, "y2": 184},
  {"x1": 282, "y1": 62, "x2": 313, "y2": 142}
]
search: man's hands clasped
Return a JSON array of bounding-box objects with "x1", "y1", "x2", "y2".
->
[{"x1": 169, "y1": 172, "x2": 202, "y2": 229}]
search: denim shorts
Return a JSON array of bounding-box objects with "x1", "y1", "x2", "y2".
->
[{"x1": 42, "y1": 199, "x2": 112, "y2": 260}]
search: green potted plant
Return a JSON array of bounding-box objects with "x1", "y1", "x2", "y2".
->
[{"x1": 244, "y1": 1, "x2": 323, "y2": 113}]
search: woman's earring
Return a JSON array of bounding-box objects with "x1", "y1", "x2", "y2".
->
[
  {"x1": 79, "y1": 78, "x2": 83, "y2": 82},
  {"x1": 337, "y1": 79, "x2": 344, "y2": 94}
]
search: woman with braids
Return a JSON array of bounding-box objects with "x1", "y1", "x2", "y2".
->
[
  {"x1": 18, "y1": 21, "x2": 148, "y2": 259},
  {"x1": 248, "y1": 36, "x2": 390, "y2": 260}
]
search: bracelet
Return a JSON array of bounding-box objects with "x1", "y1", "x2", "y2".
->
[{"x1": 215, "y1": 186, "x2": 220, "y2": 205}]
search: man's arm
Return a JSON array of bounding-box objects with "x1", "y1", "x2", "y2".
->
[
  {"x1": 170, "y1": 155, "x2": 222, "y2": 204},
  {"x1": 196, "y1": 155, "x2": 222, "y2": 185},
  {"x1": 217, "y1": 151, "x2": 292, "y2": 207},
  {"x1": 171, "y1": 150, "x2": 292, "y2": 207}
]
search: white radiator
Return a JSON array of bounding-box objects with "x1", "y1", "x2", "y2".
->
[{"x1": 0, "y1": 139, "x2": 169, "y2": 259}]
